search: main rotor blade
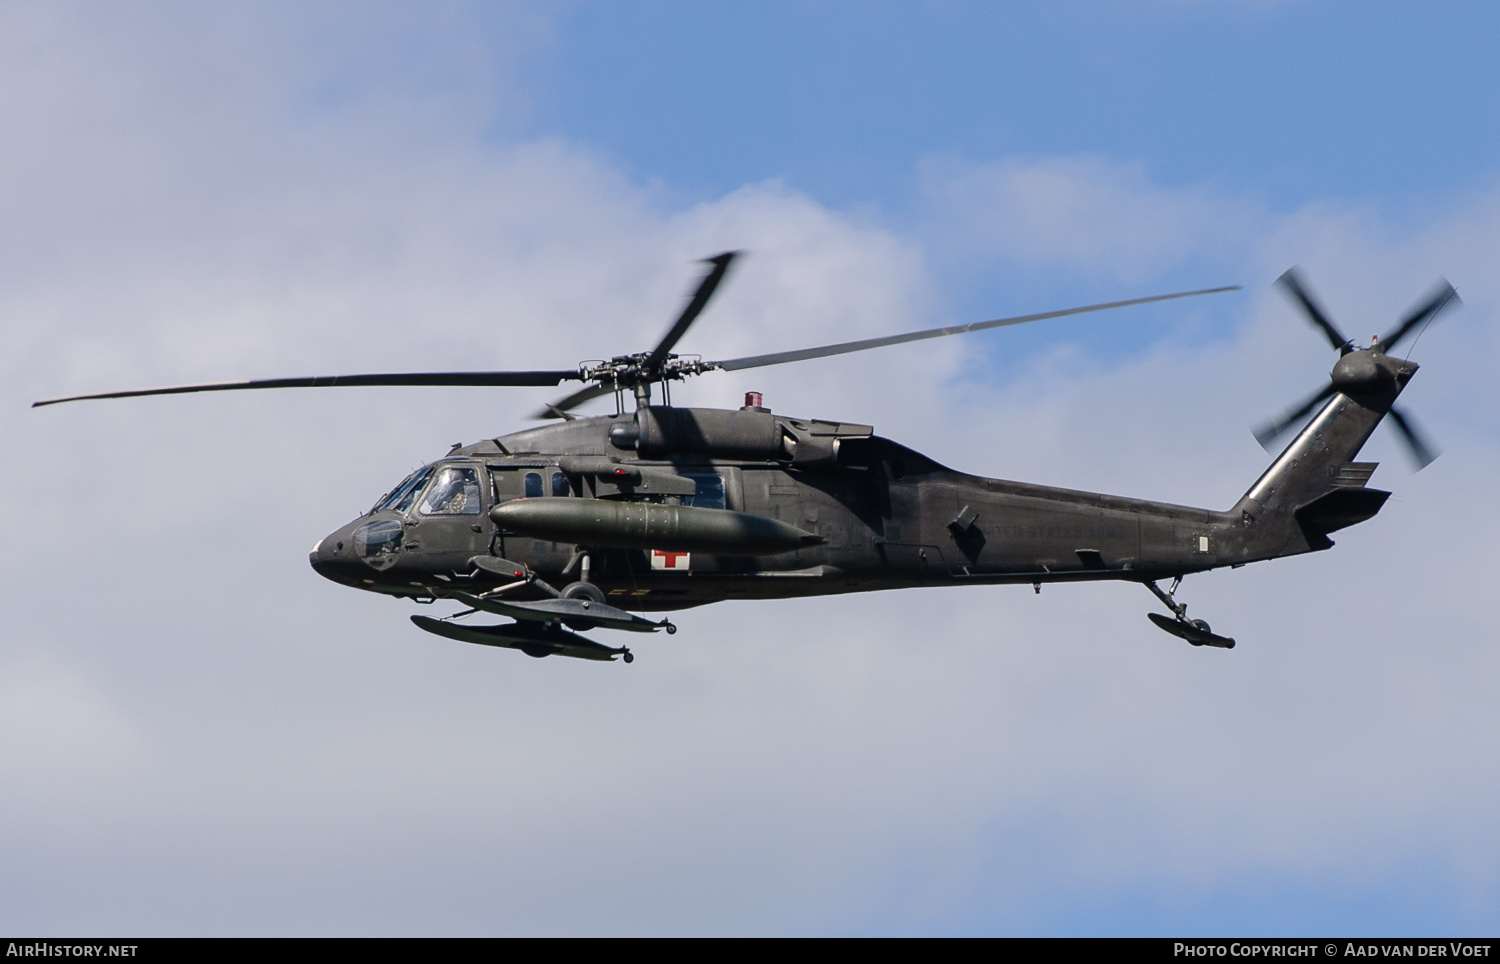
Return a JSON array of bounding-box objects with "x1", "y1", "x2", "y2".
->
[
  {"x1": 709, "y1": 285, "x2": 1241, "y2": 373},
  {"x1": 1252, "y1": 382, "x2": 1337, "y2": 450},
  {"x1": 1277, "y1": 267, "x2": 1352, "y2": 354},
  {"x1": 33, "y1": 369, "x2": 581, "y2": 408},
  {"x1": 1386, "y1": 405, "x2": 1440, "y2": 469},
  {"x1": 644, "y1": 251, "x2": 739, "y2": 371},
  {"x1": 531, "y1": 380, "x2": 616, "y2": 420},
  {"x1": 1377, "y1": 280, "x2": 1460, "y2": 352}
]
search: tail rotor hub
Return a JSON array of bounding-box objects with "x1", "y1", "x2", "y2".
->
[{"x1": 1329, "y1": 349, "x2": 1411, "y2": 393}]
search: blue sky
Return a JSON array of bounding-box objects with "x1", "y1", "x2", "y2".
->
[
  {"x1": 526, "y1": 1, "x2": 1500, "y2": 353},
  {"x1": 2, "y1": 2, "x2": 1498, "y2": 937},
  {"x1": 536, "y1": 2, "x2": 1500, "y2": 210}
]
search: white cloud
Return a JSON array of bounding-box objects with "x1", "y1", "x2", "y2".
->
[{"x1": 918, "y1": 154, "x2": 1262, "y2": 283}]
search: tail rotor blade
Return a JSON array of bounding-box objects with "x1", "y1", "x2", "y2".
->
[
  {"x1": 1252, "y1": 382, "x2": 1337, "y2": 450},
  {"x1": 1377, "y1": 280, "x2": 1460, "y2": 352},
  {"x1": 1277, "y1": 267, "x2": 1353, "y2": 354},
  {"x1": 644, "y1": 251, "x2": 739, "y2": 370},
  {"x1": 1387, "y1": 405, "x2": 1440, "y2": 469}
]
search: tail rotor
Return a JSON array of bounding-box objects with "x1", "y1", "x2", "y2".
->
[{"x1": 1254, "y1": 268, "x2": 1460, "y2": 470}]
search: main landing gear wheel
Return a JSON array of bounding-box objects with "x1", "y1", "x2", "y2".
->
[
  {"x1": 560, "y1": 581, "x2": 607, "y2": 605},
  {"x1": 623, "y1": 651, "x2": 634, "y2": 663}
]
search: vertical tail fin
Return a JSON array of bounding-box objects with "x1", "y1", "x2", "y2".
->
[{"x1": 1223, "y1": 356, "x2": 1415, "y2": 563}]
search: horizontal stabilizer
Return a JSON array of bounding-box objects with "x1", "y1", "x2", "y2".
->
[
  {"x1": 410, "y1": 614, "x2": 627, "y2": 661},
  {"x1": 449, "y1": 591, "x2": 665, "y2": 633},
  {"x1": 1295, "y1": 487, "x2": 1391, "y2": 537}
]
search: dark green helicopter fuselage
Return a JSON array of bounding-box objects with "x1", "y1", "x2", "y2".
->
[{"x1": 309, "y1": 382, "x2": 1404, "y2": 613}]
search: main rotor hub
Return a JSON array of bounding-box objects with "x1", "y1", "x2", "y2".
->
[{"x1": 580, "y1": 353, "x2": 720, "y2": 389}]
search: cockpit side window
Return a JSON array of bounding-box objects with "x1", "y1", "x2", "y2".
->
[
  {"x1": 551, "y1": 471, "x2": 570, "y2": 497},
  {"x1": 524, "y1": 472, "x2": 544, "y2": 498},
  {"x1": 376, "y1": 466, "x2": 434, "y2": 513},
  {"x1": 419, "y1": 466, "x2": 483, "y2": 515}
]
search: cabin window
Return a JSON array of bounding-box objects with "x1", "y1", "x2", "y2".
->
[
  {"x1": 524, "y1": 472, "x2": 544, "y2": 498},
  {"x1": 419, "y1": 466, "x2": 482, "y2": 515},
  {"x1": 680, "y1": 473, "x2": 726, "y2": 510},
  {"x1": 551, "y1": 471, "x2": 571, "y2": 497}
]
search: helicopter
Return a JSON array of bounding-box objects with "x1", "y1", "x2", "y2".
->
[{"x1": 33, "y1": 253, "x2": 1460, "y2": 663}]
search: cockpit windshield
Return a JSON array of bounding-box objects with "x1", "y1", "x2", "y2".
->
[{"x1": 375, "y1": 466, "x2": 435, "y2": 513}]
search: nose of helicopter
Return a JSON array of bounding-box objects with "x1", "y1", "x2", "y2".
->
[{"x1": 309, "y1": 523, "x2": 366, "y2": 586}]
